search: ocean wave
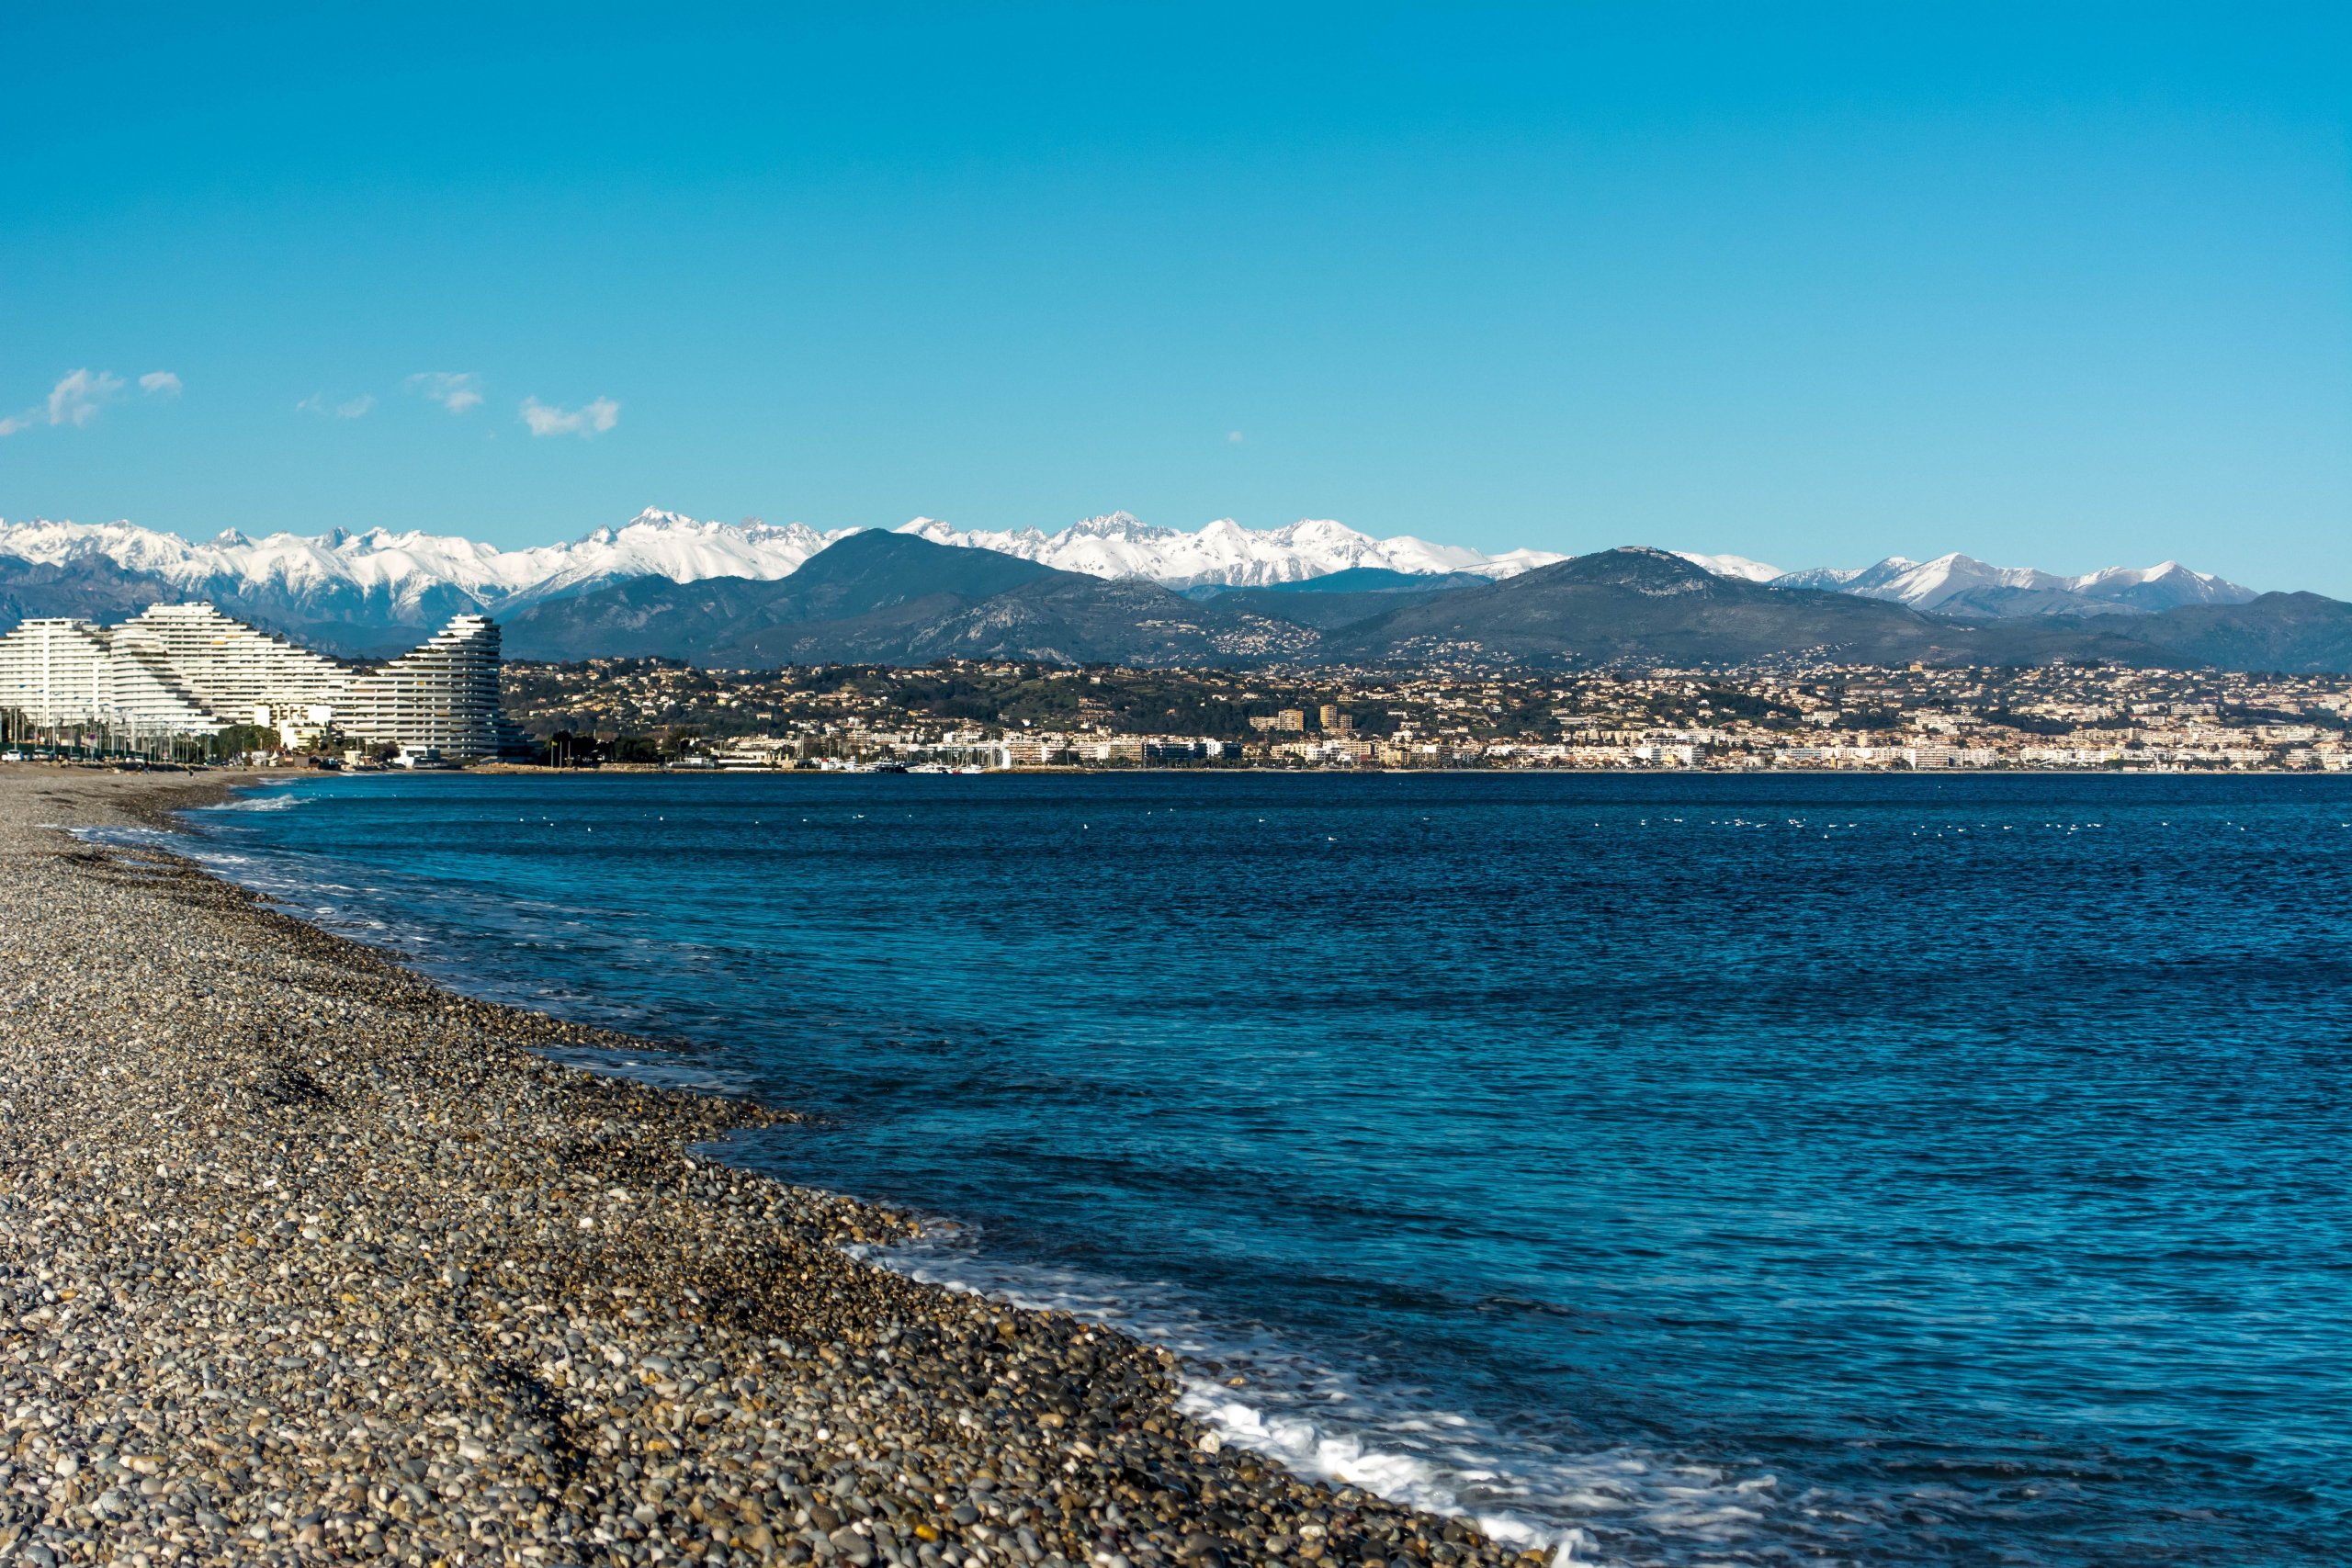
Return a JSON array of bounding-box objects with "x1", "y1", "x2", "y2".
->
[
  {"x1": 70, "y1": 811, "x2": 1814, "y2": 1564},
  {"x1": 1174, "y1": 1387, "x2": 1582, "y2": 1557},
  {"x1": 203, "y1": 791, "x2": 305, "y2": 812},
  {"x1": 71, "y1": 824, "x2": 178, "y2": 851},
  {"x1": 133, "y1": 776, "x2": 2330, "y2": 1567},
  {"x1": 848, "y1": 1223, "x2": 1804, "y2": 1568}
]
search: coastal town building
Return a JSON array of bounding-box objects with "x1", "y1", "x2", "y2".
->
[
  {"x1": 0, "y1": 616, "x2": 221, "y2": 736},
  {"x1": 0, "y1": 604, "x2": 525, "y2": 761},
  {"x1": 494, "y1": 656, "x2": 2352, "y2": 773},
  {"x1": 334, "y1": 615, "x2": 520, "y2": 761},
  {"x1": 106, "y1": 604, "x2": 350, "y2": 729}
]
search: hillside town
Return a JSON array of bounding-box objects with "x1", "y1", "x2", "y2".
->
[{"x1": 501, "y1": 658, "x2": 2352, "y2": 772}]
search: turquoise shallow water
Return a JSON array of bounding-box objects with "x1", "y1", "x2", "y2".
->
[{"x1": 161, "y1": 773, "x2": 2351, "y2": 1566}]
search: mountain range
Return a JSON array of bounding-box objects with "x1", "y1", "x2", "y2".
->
[
  {"x1": 0, "y1": 511, "x2": 851, "y2": 648},
  {"x1": 496, "y1": 535, "x2": 2352, "y2": 675},
  {"x1": 897, "y1": 513, "x2": 1567, "y2": 586},
  {"x1": 1769, "y1": 553, "x2": 2256, "y2": 617},
  {"x1": 503, "y1": 532, "x2": 1321, "y2": 667},
  {"x1": 3, "y1": 508, "x2": 2344, "y2": 672}
]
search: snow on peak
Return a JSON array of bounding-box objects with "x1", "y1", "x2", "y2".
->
[
  {"x1": 1764, "y1": 552, "x2": 2257, "y2": 616},
  {"x1": 1, "y1": 507, "x2": 1564, "y2": 628},
  {"x1": 8, "y1": 507, "x2": 2257, "y2": 635},
  {"x1": 0, "y1": 509, "x2": 860, "y2": 619},
  {"x1": 896, "y1": 513, "x2": 1560, "y2": 587},
  {"x1": 1063, "y1": 511, "x2": 1160, "y2": 542},
  {"x1": 1675, "y1": 552, "x2": 1785, "y2": 582}
]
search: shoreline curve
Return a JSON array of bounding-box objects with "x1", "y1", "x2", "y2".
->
[{"x1": 0, "y1": 765, "x2": 1548, "y2": 1568}]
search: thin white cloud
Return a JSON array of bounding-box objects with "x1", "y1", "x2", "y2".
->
[
  {"x1": 406, "y1": 371, "x2": 483, "y2": 413},
  {"x1": 0, "y1": 367, "x2": 167, "y2": 434},
  {"x1": 520, "y1": 395, "x2": 620, "y2": 438},
  {"x1": 48, "y1": 368, "x2": 126, "y2": 428},
  {"x1": 300, "y1": 391, "x2": 376, "y2": 420},
  {"x1": 1227, "y1": 430, "x2": 1245, "y2": 444}
]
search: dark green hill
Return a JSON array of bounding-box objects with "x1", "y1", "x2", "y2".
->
[
  {"x1": 1200, "y1": 568, "x2": 1497, "y2": 630},
  {"x1": 503, "y1": 532, "x2": 1057, "y2": 661},
  {"x1": 2112, "y1": 592, "x2": 2352, "y2": 675},
  {"x1": 1319, "y1": 547, "x2": 2173, "y2": 668},
  {"x1": 505, "y1": 532, "x2": 1318, "y2": 666},
  {"x1": 1253, "y1": 567, "x2": 1494, "y2": 594},
  {"x1": 296, "y1": 536, "x2": 2352, "y2": 674}
]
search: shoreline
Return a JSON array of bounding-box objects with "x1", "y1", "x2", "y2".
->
[
  {"x1": 200, "y1": 761, "x2": 2344, "y2": 779},
  {"x1": 1, "y1": 769, "x2": 1543, "y2": 1568}
]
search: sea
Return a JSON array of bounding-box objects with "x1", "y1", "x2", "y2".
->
[{"x1": 122, "y1": 772, "x2": 2352, "y2": 1567}]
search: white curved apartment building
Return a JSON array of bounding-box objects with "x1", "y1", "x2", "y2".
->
[
  {"x1": 0, "y1": 619, "x2": 107, "y2": 727},
  {"x1": 0, "y1": 604, "x2": 520, "y2": 760},
  {"x1": 0, "y1": 617, "x2": 221, "y2": 735},
  {"x1": 107, "y1": 603, "x2": 350, "y2": 726},
  {"x1": 339, "y1": 615, "x2": 514, "y2": 761}
]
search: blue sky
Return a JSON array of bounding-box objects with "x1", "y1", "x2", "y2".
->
[{"x1": 4, "y1": 3, "x2": 2347, "y2": 591}]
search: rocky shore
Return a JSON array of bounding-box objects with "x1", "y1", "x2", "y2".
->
[{"x1": 0, "y1": 769, "x2": 1541, "y2": 1568}]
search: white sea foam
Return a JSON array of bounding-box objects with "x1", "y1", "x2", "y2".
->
[
  {"x1": 87, "y1": 806, "x2": 1833, "y2": 1567},
  {"x1": 204, "y1": 792, "x2": 303, "y2": 812},
  {"x1": 1173, "y1": 1387, "x2": 1578, "y2": 1556},
  {"x1": 71, "y1": 823, "x2": 191, "y2": 856},
  {"x1": 853, "y1": 1224, "x2": 1804, "y2": 1568}
]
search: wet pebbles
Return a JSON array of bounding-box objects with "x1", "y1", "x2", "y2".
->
[{"x1": 0, "y1": 770, "x2": 1538, "y2": 1568}]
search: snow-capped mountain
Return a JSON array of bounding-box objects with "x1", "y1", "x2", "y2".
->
[
  {"x1": 496, "y1": 513, "x2": 851, "y2": 608},
  {"x1": 0, "y1": 512, "x2": 860, "y2": 653},
  {"x1": 0, "y1": 510, "x2": 856, "y2": 636},
  {"x1": 0, "y1": 507, "x2": 1557, "y2": 651},
  {"x1": 0, "y1": 507, "x2": 1552, "y2": 614},
  {"x1": 895, "y1": 513, "x2": 1562, "y2": 587},
  {"x1": 1764, "y1": 552, "x2": 2257, "y2": 618},
  {"x1": 0, "y1": 508, "x2": 2270, "y2": 654},
  {"x1": 1673, "y1": 552, "x2": 1784, "y2": 583},
  {"x1": 0, "y1": 515, "x2": 526, "y2": 633},
  {"x1": 2064, "y1": 561, "x2": 2262, "y2": 613}
]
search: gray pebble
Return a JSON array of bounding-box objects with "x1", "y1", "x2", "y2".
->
[{"x1": 0, "y1": 769, "x2": 1540, "y2": 1568}]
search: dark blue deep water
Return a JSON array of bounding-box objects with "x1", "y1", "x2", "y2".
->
[{"x1": 160, "y1": 773, "x2": 2351, "y2": 1566}]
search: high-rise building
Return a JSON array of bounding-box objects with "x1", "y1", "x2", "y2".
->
[
  {"x1": 0, "y1": 619, "x2": 107, "y2": 728},
  {"x1": 0, "y1": 604, "x2": 523, "y2": 761},
  {"x1": 107, "y1": 604, "x2": 348, "y2": 727},
  {"x1": 339, "y1": 615, "x2": 522, "y2": 761}
]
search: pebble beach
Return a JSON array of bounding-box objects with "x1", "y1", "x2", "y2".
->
[{"x1": 0, "y1": 769, "x2": 1538, "y2": 1568}]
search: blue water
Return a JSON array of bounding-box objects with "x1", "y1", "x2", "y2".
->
[{"x1": 161, "y1": 773, "x2": 2351, "y2": 1567}]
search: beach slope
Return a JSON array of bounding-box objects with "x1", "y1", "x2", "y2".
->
[{"x1": 0, "y1": 770, "x2": 1531, "y2": 1568}]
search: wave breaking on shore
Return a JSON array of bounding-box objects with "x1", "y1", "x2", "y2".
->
[{"x1": 7, "y1": 769, "x2": 1555, "y2": 1568}]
